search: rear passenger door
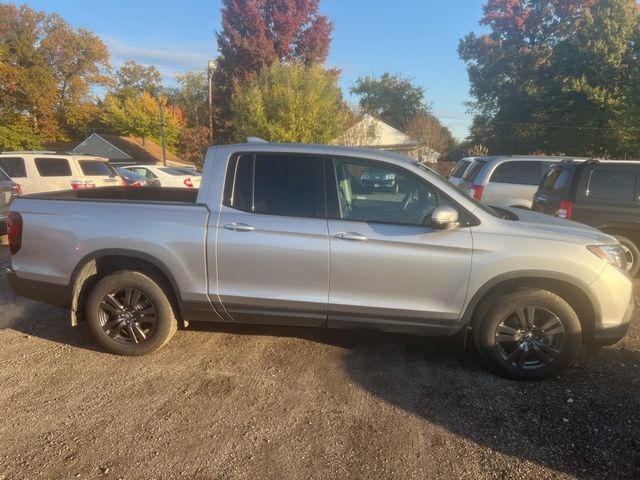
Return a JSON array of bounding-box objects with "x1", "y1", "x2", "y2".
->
[
  {"x1": 215, "y1": 153, "x2": 330, "y2": 326},
  {"x1": 572, "y1": 166, "x2": 639, "y2": 227},
  {"x1": 483, "y1": 161, "x2": 548, "y2": 208}
]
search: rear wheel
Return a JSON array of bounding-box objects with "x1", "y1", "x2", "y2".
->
[
  {"x1": 474, "y1": 289, "x2": 581, "y2": 380},
  {"x1": 86, "y1": 270, "x2": 178, "y2": 355},
  {"x1": 613, "y1": 235, "x2": 640, "y2": 277}
]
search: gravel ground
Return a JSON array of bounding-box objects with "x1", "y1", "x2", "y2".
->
[{"x1": 0, "y1": 244, "x2": 639, "y2": 479}]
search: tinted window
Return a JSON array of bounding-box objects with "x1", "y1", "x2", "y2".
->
[
  {"x1": 224, "y1": 153, "x2": 324, "y2": 218},
  {"x1": 540, "y1": 167, "x2": 573, "y2": 195},
  {"x1": 0, "y1": 167, "x2": 9, "y2": 181},
  {"x1": 332, "y1": 158, "x2": 449, "y2": 226},
  {"x1": 450, "y1": 159, "x2": 471, "y2": 178},
  {"x1": 79, "y1": 161, "x2": 115, "y2": 176},
  {"x1": 462, "y1": 160, "x2": 487, "y2": 182},
  {"x1": 490, "y1": 161, "x2": 543, "y2": 185},
  {"x1": 587, "y1": 169, "x2": 636, "y2": 201},
  {"x1": 35, "y1": 158, "x2": 72, "y2": 177},
  {"x1": 0, "y1": 157, "x2": 27, "y2": 178}
]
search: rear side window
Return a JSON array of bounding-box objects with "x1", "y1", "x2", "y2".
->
[
  {"x1": 0, "y1": 157, "x2": 27, "y2": 178},
  {"x1": 587, "y1": 169, "x2": 636, "y2": 201},
  {"x1": 540, "y1": 167, "x2": 573, "y2": 195},
  {"x1": 490, "y1": 161, "x2": 543, "y2": 185},
  {"x1": 462, "y1": 160, "x2": 487, "y2": 182},
  {"x1": 35, "y1": 158, "x2": 72, "y2": 177},
  {"x1": 223, "y1": 153, "x2": 325, "y2": 218},
  {"x1": 450, "y1": 160, "x2": 470, "y2": 178},
  {"x1": 79, "y1": 161, "x2": 115, "y2": 176}
]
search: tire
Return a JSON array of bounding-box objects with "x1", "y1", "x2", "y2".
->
[
  {"x1": 613, "y1": 235, "x2": 640, "y2": 277},
  {"x1": 474, "y1": 289, "x2": 582, "y2": 380},
  {"x1": 86, "y1": 270, "x2": 178, "y2": 356}
]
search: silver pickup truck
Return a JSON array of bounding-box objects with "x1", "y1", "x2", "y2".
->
[{"x1": 7, "y1": 141, "x2": 634, "y2": 380}]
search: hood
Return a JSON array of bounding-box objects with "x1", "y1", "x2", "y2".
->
[{"x1": 501, "y1": 207, "x2": 617, "y2": 245}]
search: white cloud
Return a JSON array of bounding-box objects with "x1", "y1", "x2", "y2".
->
[{"x1": 102, "y1": 35, "x2": 217, "y2": 85}]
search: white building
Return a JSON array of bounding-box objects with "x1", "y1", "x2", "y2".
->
[{"x1": 333, "y1": 114, "x2": 440, "y2": 163}]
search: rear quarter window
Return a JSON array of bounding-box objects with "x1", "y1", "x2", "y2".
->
[
  {"x1": 585, "y1": 168, "x2": 637, "y2": 201},
  {"x1": 0, "y1": 157, "x2": 27, "y2": 178},
  {"x1": 79, "y1": 160, "x2": 115, "y2": 176},
  {"x1": 490, "y1": 161, "x2": 543, "y2": 185},
  {"x1": 35, "y1": 158, "x2": 72, "y2": 177}
]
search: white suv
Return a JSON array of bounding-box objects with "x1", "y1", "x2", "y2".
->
[{"x1": 0, "y1": 152, "x2": 122, "y2": 195}]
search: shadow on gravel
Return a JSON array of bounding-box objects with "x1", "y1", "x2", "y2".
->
[
  {"x1": 5, "y1": 305, "x2": 640, "y2": 478},
  {"x1": 190, "y1": 322, "x2": 640, "y2": 478}
]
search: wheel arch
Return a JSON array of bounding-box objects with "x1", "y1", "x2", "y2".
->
[
  {"x1": 461, "y1": 271, "x2": 601, "y2": 346},
  {"x1": 69, "y1": 249, "x2": 182, "y2": 326}
]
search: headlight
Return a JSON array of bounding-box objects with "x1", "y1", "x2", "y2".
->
[{"x1": 587, "y1": 245, "x2": 628, "y2": 271}]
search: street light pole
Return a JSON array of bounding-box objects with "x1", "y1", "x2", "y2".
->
[{"x1": 207, "y1": 59, "x2": 217, "y2": 145}]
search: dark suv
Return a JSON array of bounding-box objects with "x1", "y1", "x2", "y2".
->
[{"x1": 532, "y1": 159, "x2": 640, "y2": 276}]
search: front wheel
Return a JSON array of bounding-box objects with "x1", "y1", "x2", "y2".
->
[
  {"x1": 474, "y1": 289, "x2": 581, "y2": 380},
  {"x1": 86, "y1": 270, "x2": 178, "y2": 355}
]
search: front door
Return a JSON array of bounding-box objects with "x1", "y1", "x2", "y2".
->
[
  {"x1": 326, "y1": 157, "x2": 473, "y2": 334},
  {"x1": 215, "y1": 153, "x2": 330, "y2": 326}
]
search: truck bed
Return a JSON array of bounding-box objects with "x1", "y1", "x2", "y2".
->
[{"x1": 28, "y1": 186, "x2": 199, "y2": 204}]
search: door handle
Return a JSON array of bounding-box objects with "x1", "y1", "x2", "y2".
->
[
  {"x1": 223, "y1": 222, "x2": 255, "y2": 232},
  {"x1": 334, "y1": 232, "x2": 367, "y2": 241}
]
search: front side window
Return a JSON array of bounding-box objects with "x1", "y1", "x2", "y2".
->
[
  {"x1": 224, "y1": 153, "x2": 325, "y2": 218},
  {"x1": 587, "y1": 169, "x2": 636, "y2": 201},
  {"x1": 0, "y1": 157, "x2": 27, "y2": 178},
  {"x1": 331, "y1": 158, "x2": 448, "y2": 226},
  {"x1": 490, "y1": 161, "x2": 543, "y2": 185},
  {"x1": 35, "y1": 158, "x2": 72, "y2": 177}
]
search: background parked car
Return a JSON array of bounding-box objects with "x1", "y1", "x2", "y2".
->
[
  {"x1": 448, "y1": 157, "x2": 474, "y2": 186},
  {"x1": 119, "y1": 165, "x2": 198, "y2": 188},
  {"x1": 0, "y1": 166, "x2": 20, "y2": 233},
  {"x1": 0, "y1": 152, "x2": 121, "y2": 194},
  {"x1": 533, "y1": 159, "x2": 640, "y2": 276},
  {"x1": 116, "y1": 167, "x2": 161, "y2": 187},
  {"x1": 458, "y1": 155, "x2": 586, "y2": 209}
]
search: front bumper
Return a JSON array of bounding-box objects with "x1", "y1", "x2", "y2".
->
[
  {"x1": 8, "y1": 269, "x2": 70, "y2": 307},
  {"x1": 587, "y1": 264, "x2": 634, "y2": 347},
  {"x1": 589, "y1": 295, "x2": 634, "y2": 347}
]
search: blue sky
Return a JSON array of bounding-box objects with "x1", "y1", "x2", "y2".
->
[{"x1": 20, "y1": 0, "x2": 488, "y2": 139}]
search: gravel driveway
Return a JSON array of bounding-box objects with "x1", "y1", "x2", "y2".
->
[{"x1": 0, "y1": 244, "x2": 639, "y2": 479}]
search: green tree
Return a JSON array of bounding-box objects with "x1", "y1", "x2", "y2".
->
[
  {"x1": 102, "y1": 92, "x2": 184, "y2": 150},
  {"x1": 350, "y1": 73, "x2": 430, "y2": 130},
  {"x1": 460, "y1": 0, "x2": 640, "y2": 157},
  {"x1": 231, "y1": 63, "x2": 348, "y2": 143}
]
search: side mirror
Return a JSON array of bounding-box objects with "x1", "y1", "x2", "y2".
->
[{"x1": 430, "y1": 206, "x2": 459, "y2": 231}]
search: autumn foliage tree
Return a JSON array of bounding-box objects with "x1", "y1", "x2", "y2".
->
[
  {"x1": 0, "y1": 3, "x2": 110, "y2": 149},
  {"x1": 213, "y1": 0, "x2": 333, "y2": 140},
  {"x1": 460, "y1": 0, "x2": 640, "y2": 157}
]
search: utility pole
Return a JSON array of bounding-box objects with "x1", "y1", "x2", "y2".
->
[
  {"x1": 207, "y1": 59, "x2": 217, "y2": 145},
  {"x1": 159, "y1": 99, "x2": 167, "y2": 166}
]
